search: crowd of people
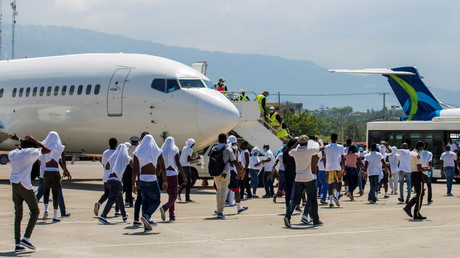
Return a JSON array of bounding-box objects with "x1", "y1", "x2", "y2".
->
[{"x1": 6, "y1": 126, "x2": 460, "y2": 252}]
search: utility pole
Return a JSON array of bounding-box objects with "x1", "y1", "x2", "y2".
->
[
  {"x1": 10, "y1": 0, "x2": 17, "y2": 59},
  {"x1": 379, "y1": 92, "x2": 389, "y2": 120},
  {"x1": 277, "y1": 92, "x2": 280, "y2": 106}
]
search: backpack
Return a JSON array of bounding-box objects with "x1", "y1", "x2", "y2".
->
[{"x1": 208, "y1": 146, "x2": 228, "y2": 176}]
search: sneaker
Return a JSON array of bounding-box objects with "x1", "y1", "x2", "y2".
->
[
  {"x1": 284, "y1": 217, "x2": 291, "y2": 228},
  {"x1": 262, "y1": 195, "x2": 270, "y2": 198},
  {"x1": 300, "y1": 215, "x2": 310, "y2": 224},
  {"x1": 295, "y1": 206, "x2": 302, "y2": 211},
  {"x1": 185, "y1": 199, "x2": 194, "y2": 202},
  {"x1": 169, "y1": 217, "x2": 176, "y2": 222},
  {"x1": 148, "y1": 219, "x2": 157, "y2": 226},
  {"x1": 252, "y1": 195, "x2": 260, "y2": 198},
  {"x1": 20, "y1": 239, "x2": 36, "y2": 250},
  {"x1": 384, "y1": 195, "x2": 390, "y2": 199},
  {"x1": 403, "y1": 207, "x2": 412, "y2": 218},
  {"x1": 52, "y1": 218, "x2": 61, "y2": 223},
  {"x1": 447, "y1": 193, "x2": 454, "y2": 196},
  {"x1": 94, "y1": 202, "x2": 100, "y2": 216},
  {"x1": 133, "y1": 220, "x2": 142, "y2": 226},
  {"x1": 42, "y1": 212, "x2": 48, "y2": 220},
  {"x1": 216, "y1": 212, "x2": 225, "y2": 219},
  {"x1": 144, "y1": 227, "x2": 152, "y2": 233},
  {"x1": 320, "y1": 200, "x2": 328, "y2": 205},
  {"x1": 15, "y1": 245, "x2": 26, "y2": 252},
  {"x1": 368, "y1": 199, "x2": 376, "y2": 204},
  {"x1": 413, "y1": 215, "x2": 427, "y2": 220},
  {"x1": 329, "y1": 203, "x2": 334, "y2": 208},
  {"x1": 237, "y1": 207, "x2": 248, "y2": 214},
  {"x1": 98, "y1": 216, "x2": 111, "y2": 225},
  {"x1": 398, "y1": 197, "x2": 404, "y2": 203},
  {"x1": 114, "y1": 212, "x2": 122, "y2": 217},
  {"x1": 405, "y1": 199, "x2": 409, "y2": 204},
  {"x1": 333, "y1": 197, "x2": 340, "y2": 207},
  {"x1": 313, "y1": 220, "x2": 324, "y2": 226},
  {"x1": 273, "y1": 195, "x2": 277, "y2": 203},
  {"x1": 178, "y1": 194, "x2": 182, "y2": 201},
  {"x1": 359, "y1": 191, "x2": 364, "y2": 196},
  {"x1": 123, "y1": 213, "x2": 129, "y2": 222},
  {"x1": 159, "y1": 207, "x2": 166, "y2": 221},
  {"x1": 61, "y1": 213, "x2": 71, "y2": 217},
  {"x1": 427, "y1": 200, "x2": 433, "y2": 205},
  {"x1": 140, "y1": 216, "x2": 153, "y2": 231}
]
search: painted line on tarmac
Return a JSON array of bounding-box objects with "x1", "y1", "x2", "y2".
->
[{"x1": 5, "y1": 223, "x2": 459, "y2": 253}]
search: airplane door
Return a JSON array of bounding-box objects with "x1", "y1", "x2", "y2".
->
[{"x1": 107, "y1": 68, "x2": 131, "y2": 116}]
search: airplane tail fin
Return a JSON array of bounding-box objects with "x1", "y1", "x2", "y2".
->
[{"x1": 329, "y1": 66, "x2": 443, "y2": 120}]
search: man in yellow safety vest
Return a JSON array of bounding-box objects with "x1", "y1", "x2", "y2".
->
[
  {"x1": 256, "y1": 91, "x2": 270, "y2": 117},
  {"x1": 214, "y1": 77, "x2": 228, "y2": 96}
]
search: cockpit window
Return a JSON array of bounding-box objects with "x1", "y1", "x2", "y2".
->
[
  {"x1": 151, "y1": 78, "x2": 180, "y2": 93},
  {"x1": 179, "y1": 79, "x2": 206, "y2": 88},
  {"x1": 167, "y1": 79, "x2": 180, "y2": 92},
  {"x1": 203, "y1": 80, "x2": 213, "y2": 89},
  {"x1": 151, "y1": 79, "x2": 166, "y2": 92}
]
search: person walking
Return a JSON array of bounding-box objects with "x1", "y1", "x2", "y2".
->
[
  {"x1": 94, "y1": 138, "x2": 118, "y2": 216},
  {"x1": 421, "y1": 142, "x2": 433, "y2": 204},
  {"x1": 283, "y1": 139, "x2": 297, "y2": 208},
  {"x1": 363, "y1": 144, "x2": 387, "y2": 204},
  {"x1": 258, "y1": 145, "x2": 275, "y2": 198},
  {"x1": 159, "y1": 137, "x2": 187, "y2": 222},
  {"x1": 248, "y1": 147, "x2": 261, "y2": 198},
  {"x1": 284, "y1": 135, "x2": 323, "y2": 227},
  {"x1": 387, "y1": 146, "x2": 400, "y2": 195},
  {"x1": 123, "y1": 136, "x2": 139, "y2": 208},
  {"x1": 440, "y1": 145, "x2": 457, "y2": 196},
  {"x1": 178, "y1": 138, "x2": 200, "y2": 202},
  {"x1": 344, "y1": 145, "x2": 363, "y2": 201},
  {"x1": 272, "y1": 151, "x2": 285, "y2": 203},
  {"x1": 324, "y1": 133, "x2": 344, "y2": 208},
  {"x1": 227, "y1": 135, "x2": 248, "y2": 214},
  {"x1": 403, "y1": 141, "x2": 430, "y2": 220},
  {"x1": 396, "y1": 143, "x2": 412, "y2": 203},
  {"x1": 239, "y1": 141, "x2": 251, "y2": 199},
  {"x1": 9, "y1": 136, "x2": 50, "y2": 252}
]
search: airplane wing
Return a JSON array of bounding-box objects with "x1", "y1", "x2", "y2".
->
[{"x1": 328, "y1": 68, "x2": 415, "y2": 75}]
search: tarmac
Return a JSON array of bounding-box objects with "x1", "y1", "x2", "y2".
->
[{"x1": 0, "y1": 161, "x2": 459, "y2": 257}]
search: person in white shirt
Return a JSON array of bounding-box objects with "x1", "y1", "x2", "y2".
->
[
  {"x1": 440, "y1": 145, "x2": 457, "y2": 196},
  {"x1": 248, "y1": 147, "x2": 261, "y2": 197},
  {"x1": 238, "y1": 141, "x2": 251, "y2": 198},
  {"x1": 258, "y1": 144, "x2": 275, "y2": 198},
  {"x1": 284, "y1": 135, "x2": 323, "y2": 228},
  {"x1": 363, "y1": 144, "x2": 387, "y2": 204},
  {"x1": 387, "y1": 146, "x2": 400, "y2": 195},
  {"x1": 396, "y1": 143, "x2": 412, "y2": 203},
  {"x1": 178, "y1": 138, "x2": 200, "y2": 202},
  {"x1": 421, "y1": 142, "x2": 433, "y2": 203},
  {"x1": 358, "y1": 146, "x2": 368, "y2": 196},
  {"x1": 122, "y1": 136, "x2": 138, "y2": 208},
  {"x1": 9, "y1": 135, "x2": 50, "y2": 252},
  {"x1": 272, "y1": 151, "x2": 285, "y2": 203},
  {"x1": 227, "y1": 136, "x2": 248, "y2": 214},
  {"x1": 94, "y1": 138, "x2": 118, "y2": 216},
  {"x1": 323, "y1": 133, "x2": 344, "y2": 208},
  {"x1": 446, "y1": 139, "x2": 458, "y2": 152}
]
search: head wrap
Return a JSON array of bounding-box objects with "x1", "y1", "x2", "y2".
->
[
  {"x1": 107, "y1": 144, "x2": 131, "y2": 175},
  {"x1": 42, "y1": 131, "x2": 65, "y2": 163},
  {"x1": 251, "y1": 147, "x2": 259, "y2": 155},
  {"x1": 161, "y1": 137, "x2": 179, "y2": 171},
  {"x1": 133, "y1": 135, "x2": 162, "y2": 168},
  {"x1": 185, "y1": 138, "x2": 195, "y2": 148},
  {"x1": 227, "y1": 135, "x2": 237, "y2": 144}
]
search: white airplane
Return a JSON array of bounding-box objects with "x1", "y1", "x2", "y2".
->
[{"x1": 0, "y1": 53, "x2": 240, "y2": 163}]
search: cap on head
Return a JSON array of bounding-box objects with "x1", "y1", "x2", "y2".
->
[
  {"x1": 270, "y1": 106, "x2": 275, "y2": 110},
  {"x1": 130, "y1": 136, "x2": 140, "y2": 142},
  {"x1": 298, "y1": 135, "x2": 309, "y2": 144},
  {"x1": 263, "y1": 90, "x2": 269, "y2": 96},
  {"x1": 219, "y1": 77, "x2": 226, "y2": 82},
  {"x1": 227, "y1": 135, "x2": 237, "y2": 144}
]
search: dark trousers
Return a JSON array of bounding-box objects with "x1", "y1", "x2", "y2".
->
[
  {"x1": 240, "y1": 170, "x2": 252, "y2": 198},
  {"x1": 37, "y1": 177, "x2": 67, "y2": 216},
  {"x1": 43, "y1": 171, "x2": 61, "y2": 209},
  {"x1": 368, "y1": 175, "x2": 379, "y2": 202},
  {"x1": 285, "y1": 180, "x2": 319, "y2": 223},
  {"x1": 98, "y1": 182, "x2": 110, "y2": 204},
  {"x1": 140, "y1": 180, "x2": 161, "y2": 219},
  {"x1": 346, "y1": 167, "x2": 359, "y2": 194},
  {"x1": 178, "y1": 166, "x2": 192, "y2": 200},
  {"x1": 134, "y1": 191, "x2": 142, "y2": 221},
  {"x1": 122, "y1": 165, "x2": 133, "y2": 206},
  {"x1": 12, "y1": 183, "x2": 39, "y2": 245},
  {"x1": 100, "y1": 180, "x2": 126, "y2": 218},
  {"x1": 284, "y1": 170, "x2": 296, "y2": 208},
  {"x1": 263, "y1": 170, "x2": 274, "y2": 197},
  {"x1": 276, "y1": 170, "x2": 286, "y2": 195},
  {"x1": 162, "y1": 176, "x2": 178, "y2": 219},
  {"x1": 405, "y1": 172, "x2": 425, "y2": 217},
  {"x1": 424, "y1": 174, "x2": 432, "y2": 202}
]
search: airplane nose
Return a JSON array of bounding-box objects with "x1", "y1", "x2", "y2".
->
[{"x1": 196, "y1": 91, "x2": 240, "y2": 138}]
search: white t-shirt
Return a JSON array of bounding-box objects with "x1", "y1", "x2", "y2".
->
[
  {"x1": 248, "y1": 155, "x2": 260, "y2": 170},
  {"x1": 276, "y1": 153, "x2": 285, "y2": 171},
  {"x1": 364, "y1": 151, "x2": 384, "y2": 176},
  {"x1": 263, "y1": 149, "x2": 275, "y2": 171},
  {"x1": 409, "y1": 150, "x2": 422, "y2": 172},
  {"x1": 396, "y1": 149, "x2": 411, "y2": 173},
  {"x1": 387, "y1": 152, "x2": 400, "y2": 174},
  {"x1": 440, "y1": 151, "x2": 457, "y2": 167},
  {"x1": 180, "y1": 146, "x2": 193, "y2": 166},
  {"x1": 101, "y1": 149, "x2": 116, "y2": 183},
  {"x1": 324, "y1": 143, "x2": 344, "y2": 171},
  {"x1": 420, "y1": 150, "x2": 433, "y2": 168},
  {"x1": 289, "y1": 145, "x2": 319, "y2": 182},
  {"x1": 317, "y1": 151, "x2": 325, "y2": 171},
  {"x1": 9, "y1": 148, "x2": 42, "y2": 190},
  {"x1": 239, "y1": 149, "x2": 250, "y2": 169}
]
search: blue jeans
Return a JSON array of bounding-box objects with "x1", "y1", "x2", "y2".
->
[
  {"x1": 140, "y1": 181, "x2": 161, "y2": 219},
  {"x1": 317, "y1": 171, "x2": 328, "y2": 201},
  {"x1": 368, "y1": 175, "x2": 379, "y2": 202},
  {"x1": 276, "y1": 170, "x2": 286, "y2": 195},
  {"x1": 101, "y1": 180, "x2": 126, "y2": 218},
  {"x1": 285, "y1": 180, "x2": 319, "y2": 223},
  {"x1": 263, "y1": 170, "x2": 274, "y2": 197},
  {"x1": 346, "y1": 167, "x2": 359, "y2": 194},
  {"x1": 249, "y1": 169, "x2": 259, "y2": 195},
  {"x1": 36, "y1": 177, "x2": 67, "y2": 216},
  {"x1": 444, "y1": 166, "x2": 455, "y2": 195},
  {"x1": 399, "y1": 171, "x2": 411, "y2": 200}
]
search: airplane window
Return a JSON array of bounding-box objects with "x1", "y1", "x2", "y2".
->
[
  {"x1": 46, "y1": 86, "x2": 52, "y2": 96},
  {"x1": 19, "y1": 88, "x2": 24, "y2": 97},
  {"x1": 0, "y1": 88, "x2": 3, "y2": 98},
  {"x1": 54, "y1": 86, "x2": 59, "y2": 96},
  {"x1": 94, "y1": 84, "x2": 101, "y2": 95},
  {"x1": 69, "y1": 85, "x2": 75, "y2": 96},
  {"x1": 32, "y1": 87, "x2": 38, "y2": 97},
  {"x1": 86, "y1": 85, "x2": 92, "y2": 95},
  {"x1": 203, "y1": 80, "x2": 213, "y2": 89},
  {"x1": 12, "y1": 88, "x2": 17, "y2": 97},
  {"x1": 151, "y1": 79, "x2": 166, "y2": 92},
  {"x1": 39, "y1": 87, "x2": 45, "y2": 96},
  {"x1": 77, "y1": 85, "x2": 83, "y2": 95},
  {"x1": 26, "y1": 87, "x2": 31, "y2": 97},
  {"x1": 167, "y1": 79, "x2": 180, "y2": 92},
  {"x1": 62, "y1": 86, "x2": 67, "y2": 96},
  {"x1": 179, "y1": 79, "x2": 206, "y2": 88}
]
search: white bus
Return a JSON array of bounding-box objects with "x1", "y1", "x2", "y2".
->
[{"x1": 367, "y1": 118, "x2": 460, "y2": 183}]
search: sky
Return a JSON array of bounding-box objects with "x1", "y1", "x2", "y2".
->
[{"x1": 3, "y1": 0, "x2": 460, "y2": 92}]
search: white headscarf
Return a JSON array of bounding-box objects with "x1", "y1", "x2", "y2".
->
[
  {"x1": 185, "y1": 138, "x2": 195, "y2": 148},
  {"x1": 42, "y1": 131, "x2": 65, "y2": 163},
  {"x1": 227, "y1": 135, "x2": 237, "y2": 144},
  {"x1": 161, "y1": 137, "x2": 179, "y2": 171},
  {"x1": 107, "y1": 144, "x2": 131, "y2": 177},
  {"x1": 251, "y1": 147, "x2": 259, "y2": 155},
  {"x1": 133, "y1": 135, "x2": 162, "y2": 168}
]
